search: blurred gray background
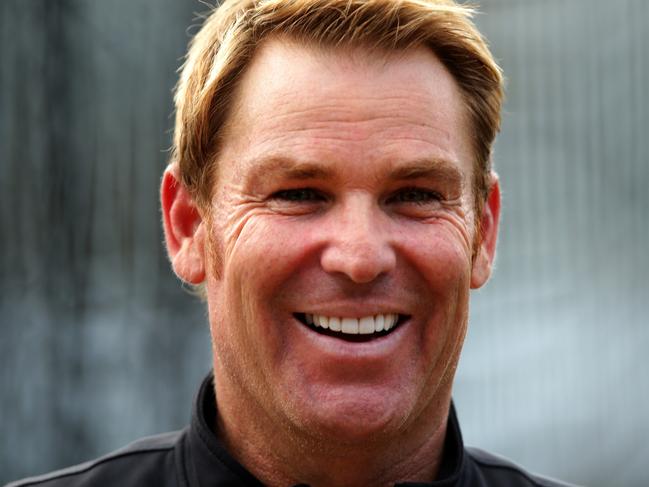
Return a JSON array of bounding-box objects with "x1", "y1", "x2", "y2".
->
[{"x1": 1, "y1": 1, "x2": 647, "y2": 485}]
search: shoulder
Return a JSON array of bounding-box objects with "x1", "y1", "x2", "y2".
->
[
  {"x1": 466, "y1": 447, "x2": 582, "y2": 487},
  {"x1": 5, "y1": 431, "x2": 184, "y2": 487}
]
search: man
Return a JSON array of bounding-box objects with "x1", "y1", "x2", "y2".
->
[{"x1": 8, "y1": 1, "x2": 577, "y2": 486}]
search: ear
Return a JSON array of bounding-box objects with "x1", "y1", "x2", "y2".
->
[
  {"x1": 160, "y1": 164, "x2": 206, "y2": 284},
  {"x1": 470, "y1": 172, "x2": 501, "y2": 289}
]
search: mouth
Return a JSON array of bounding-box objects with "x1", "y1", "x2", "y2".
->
[{"x1": 294, "y1": 312, "x2": 410, "y2": 342}]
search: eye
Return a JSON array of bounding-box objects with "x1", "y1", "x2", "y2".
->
[
  {"x1": 387, "y1": 187, "x2": 442, "y2": 205},
  {"x1": 271, "y1": 188, "x2": 327, "y2": 202}
]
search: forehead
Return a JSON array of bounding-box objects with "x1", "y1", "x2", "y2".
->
[{"x1": 218, "y1": 37, "x2": 473, "y2": 182}]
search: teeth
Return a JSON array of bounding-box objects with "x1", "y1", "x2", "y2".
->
[
  {"x1": 329, "y1": 317, "x2": 341, "y2": 332},
  {"x1": 359, "y1": 316, "x2": 374, "y2": 334},
  {"x1": 305, "y1": 313, "x2": 400, "y2": 335},
  {"x1": 318, "y1": 315, "x2": 329, "y2": 329},
  {"x1": 375, "y1": 314, "x2": 385, "y2": 332},
  {"x1": 341, "y1": 317, "x2": 358, "y2": 334}
]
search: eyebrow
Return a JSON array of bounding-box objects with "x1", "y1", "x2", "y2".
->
[
  {"x1": 244, "y1": 156, "x2": 334, "y2": 187},
  {"x1": 244, "y1": 155, "x2": 465, "y2": 187},
  {"x1": 389, "y1": 158, "x2": 465, "y2": 188}
]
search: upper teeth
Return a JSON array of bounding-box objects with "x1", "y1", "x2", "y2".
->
[{"x1": 305, "y1": 314, "x2": 399, "y2": 335}]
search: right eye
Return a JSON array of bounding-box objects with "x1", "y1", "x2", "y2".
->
[{"x1": 271, "y1": 188, "x2": 327, "y2": 202}]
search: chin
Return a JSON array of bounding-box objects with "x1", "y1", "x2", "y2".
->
[{"x1": 285, "y1": 385, "x2": 415, "y2": 444}]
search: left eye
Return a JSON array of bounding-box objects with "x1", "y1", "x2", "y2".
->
[
  {"x1": 271, "y1": 188, "x2": 326, "y2": 202},
  {"x1": 387, "y1": 188, "x2": 442, "y2": 205}
]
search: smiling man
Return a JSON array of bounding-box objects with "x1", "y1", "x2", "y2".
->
[{"x1": 8, "y1": 1, "x2": 577, "y2": 487}]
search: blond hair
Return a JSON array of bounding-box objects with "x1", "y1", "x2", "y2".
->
[{"x1": 172, "y1": 0, "x2": 503, "y2": 214}]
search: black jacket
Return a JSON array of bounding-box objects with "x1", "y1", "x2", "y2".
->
[{"x1": 7, "y1": 374, "x2": 579, "y2": 487}]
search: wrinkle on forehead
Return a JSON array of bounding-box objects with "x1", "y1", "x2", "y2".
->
[
  {"x1": 254, "y1": 108, "x2": 453, "y2": 149},
  {"x1": 221, "y1": 109, "x2": 465, "y2": 186}
]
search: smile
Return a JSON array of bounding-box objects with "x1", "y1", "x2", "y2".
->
[{"x1": 295, "y1": 313, "x2": 409, "y2": 340}]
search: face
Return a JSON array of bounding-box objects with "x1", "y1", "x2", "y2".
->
[{"x1": 201, "y1": 39, "x2": 496, "y2": 443}]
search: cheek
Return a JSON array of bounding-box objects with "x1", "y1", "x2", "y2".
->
[
  {"x1": 227, "y1": 218, "x2": 309, "y2": 290},
  {"x1": 399, "y1": 223, "x2": 473, "y2": 348},
  {"x1": 213, "y1": 216, "x2": 311, "y2": 344},
  {"x1": 204, "y1": 242, "x2": 283, "y2": 396},
  {"x1": 422, "y1": 238, "x2": 471, "y2": 330},
  {"x1": 402, "y1": 220, "x2": 474, "y2": 287}
]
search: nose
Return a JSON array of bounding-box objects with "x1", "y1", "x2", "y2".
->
[{"x1": 320, "y1": 196, "x2": 396, "y2": 283}]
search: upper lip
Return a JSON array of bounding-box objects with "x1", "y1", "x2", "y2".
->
[{"x1": 296, "y1": 298, "x2": 411, "y2": 319}]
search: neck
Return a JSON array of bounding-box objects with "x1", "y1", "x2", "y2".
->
[{"x1": 214, "y1": 380, "x2": 452, "y2": 487}]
